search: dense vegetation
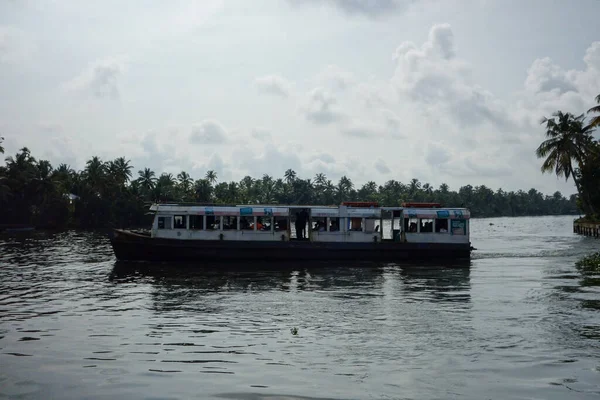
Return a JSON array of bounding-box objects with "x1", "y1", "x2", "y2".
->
[
  {"x1": 0, "y1": 138, "x2": 578, "y2": 229},
  {"x1": 536, "y1": 93, "x2": 600, "y2": 222},
  {"x1": 576, "y1": 252, "x2": 600, "y2": 274}
]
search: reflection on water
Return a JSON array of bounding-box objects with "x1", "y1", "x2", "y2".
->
[{"x1": 0, "y1": 216, "x2": 599, "y2": 399}]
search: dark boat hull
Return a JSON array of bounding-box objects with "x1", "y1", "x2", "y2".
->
[{"x1": 109, "y1": 229, "x2": 471, "y2": 262}]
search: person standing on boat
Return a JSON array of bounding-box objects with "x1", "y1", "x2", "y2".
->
[
  {"x1": 299, "y1": 209, "x2": 308, "y2": 239},
  {"x1": 295, "y1": 211, "x2": 304, "y2": 239}
]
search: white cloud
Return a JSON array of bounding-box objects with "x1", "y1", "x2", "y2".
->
[
  {"x1": 288, "y1": 0, "x2": 415, "y2": 17},
  {"x1": 302, "y1": 87, "x2": 346, "y2": 124},
  {"x1": 189, "y1": 120, "x2": 228, "y2": 145},
  {"x1": 0, "y1": 25, "x2": 35, "y2": 64},
  {"x1": 254, "y1": 75, "x2": 294, "y2": 97},
  {"x1": 64, "y1": 56, "x2": 127, "y2": 99},
  {"x1": 524, "y1": 57, "x2": 577, "y2": 95},
  {"x1": 391, "y1": 24, "x2": 511, "y2": 132},
  {"x1": 425, "y1": 142, "x2": 450, "y2": 167},
  {"x1": 315, "y1": 65, "x2": 356, "y2": 91},
  {"x1": 341, "y1": 109, "x2": 404, "y2": 139},
  {"x1": 2, "y1": 1, "x2": 600, "y2": 197},
  {"x1": 236, "y1": 143, "x2": 302, "y2": 178},
  {"x1": 251, "y1": 127, "x2": 272, "y2": 140},
  {"x1": 374, "y1": 158, "x2": 391, "y2": 174}
]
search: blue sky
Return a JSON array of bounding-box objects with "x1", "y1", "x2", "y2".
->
[{"x1": 1, "y1": 0, "x2": 599, "y2": 195}]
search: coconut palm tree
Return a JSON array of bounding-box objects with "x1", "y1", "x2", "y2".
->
[
  {"x1": 336, "y1": 175, "x2": 354, "y2": 202},
  {"x1": 536, "y1": 111, "x2": 596, "y2": 213},
  {"x1": 194, "y1": 179, "x2": 213, "y2": 202},
  {"x1": 177, "y1": 171, "x2": 193, "y2": 199},
  {"x1": 587, "y1": 94, "x2": 600, "y2": 129},
  {"x1": 284, "y1": 169, "x2": 296, "y2": 185},
  {"x1": 137, "y1": 168, "x2": 157, "y2": 192},
  {"x1": 108, "y1": 157, "x2": 132, "y2": 186},
  {"x1": 83, "y1": 156, "x2": 106, "y2": 193},
  {"x1": 205, "y1": 170, "x2": 218, "y2": 185},
  {"x1": 259, "y1": 174, "x2": 276, "y2": 203},
  {"x1": 0, "y1": 136, "x2": 4, "y2": 154}
]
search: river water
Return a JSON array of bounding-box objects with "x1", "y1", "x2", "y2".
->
[{"x1": 0, "y1": 215, "x2": 599, "y2": 399}]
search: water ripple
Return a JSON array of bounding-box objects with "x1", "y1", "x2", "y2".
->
[{"x1": 0, "y1": 219, "x2": 599, "y2": 399}]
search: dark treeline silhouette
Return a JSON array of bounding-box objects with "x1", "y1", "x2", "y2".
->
[
  {"x1": 536, "y1": 93, "x2": 600, "y2": 222},
  {"x1": 0, "y1": 143, "x2": 579, "y2": 230}
]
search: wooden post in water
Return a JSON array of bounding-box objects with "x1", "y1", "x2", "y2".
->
[{"x1": 574, "y1": 220, "x2": 600, "y2": 238}]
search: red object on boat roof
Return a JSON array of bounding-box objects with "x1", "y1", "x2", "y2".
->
[
  {"x1": 341, "y1": 201, "x2": 379, "y2": 208},
  {"x1": 402, "y1": 202, "x2": 442, "y2": 208}
]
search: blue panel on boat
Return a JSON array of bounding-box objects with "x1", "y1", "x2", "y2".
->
[
  {"x1": 205, "y1": 207, "x2": 214, "y2": 215},
  {"x1": 436, "y1": 210, "x2": 450, "y2": 218},
  {"x1": 407, "y1": 210, "x2": 418, "y2": 218},
  {"x1": 240, "y1": 207, "x2": 253, "y2": 216},
  {"x1": 453, "y1": 210, "x2": 463, "y2": 218},
  {"x1": 264, "y1": 208, "x2": 273, "y2": 216}
]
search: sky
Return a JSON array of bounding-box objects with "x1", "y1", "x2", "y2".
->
[{"x1": 1, "y1": 0, "x2": 599, "y2": 196}]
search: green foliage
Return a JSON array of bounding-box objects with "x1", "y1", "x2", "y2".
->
[
  {"x1": 0, "y1": 146, "x2": 581, "y2": 229},
  {"x1": 587, "y1": 94, "x2": 600, "y2": 129},
  {"x1": 575, "y1": 252, "x2": 600, "y2": 274},
  {"x1": 536, "y1": 93, "x2": 600, "y2": 218}
]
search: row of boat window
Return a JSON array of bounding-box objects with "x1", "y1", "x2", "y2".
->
[
  {"x1": 157, "y1": 215, "x2": 362, "y2": 232},
  {"x1": 156, "y1": 215, "x2": 467, "y2": 235},
  {"x1": 158, "y1": 215, "x2": 286, "y2": 231}
]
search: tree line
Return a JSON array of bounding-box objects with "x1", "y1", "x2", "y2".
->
[
  {"x1": 0, "y1": 139, "x2": 580, "y2": 230},
  {"x1": 536, "y1": 93, "x2": 600, "y2": 222}
]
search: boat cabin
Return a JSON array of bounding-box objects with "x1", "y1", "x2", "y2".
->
[{"x1": 147, "y1": 202, "x2": 470, "y2": 244}]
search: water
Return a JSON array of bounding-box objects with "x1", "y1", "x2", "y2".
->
[{"x1": 0, "y1": 215, "x2": 599, "y2": 399}]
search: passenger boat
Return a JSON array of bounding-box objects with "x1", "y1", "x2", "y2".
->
[{"x1": 109, "y1": 202, "x2": 472, "y2": 262}]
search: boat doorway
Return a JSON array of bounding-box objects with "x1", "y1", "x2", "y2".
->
[{"x1": 289, "y1": 207, "x2": 309, "y2": 240}]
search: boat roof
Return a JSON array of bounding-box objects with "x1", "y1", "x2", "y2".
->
[{"x1": 148, "y1": 203, "x2": 470, "y2": 218}]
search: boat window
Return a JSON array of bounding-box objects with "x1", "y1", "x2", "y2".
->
[
  {"x1": 240, "y1": 216, "x2": 253, "y2": 230},
  {"x1": 222, "y1": 216, "x2": 237, "y2": 230},
  {"x1": 274, "y1": 216, "x2": 288, "y2": 231},
  {"x1": 435, "y1": 219, "x2": 448, "y2": 233},
  {"x1": 258, "y1": 216, "x2": 272, "y2": 231},
  {"x1": 364, "y1": 218, "x2": 377, "y2": 233},
  {"x1": 174, "y1": 215, "x2": 186, "y2": 229},
  {"x1": 206, "y1": 216, "x2": 220, "y2": 230},
  {"x1": 329, "y1": 217, "x2": 339, "y2": 231},
  {"x1": 158, "y1": 216, "x2": 172, "y2": 229},
  {"x1": 451, "y1": 219, "x2": 466, "y2": 235},
  {"x1": 313, "y1": 217, "x2": 327, "y2": 232},
  {"x1": 189, "y1": 215, "x2": 204, "y2": 230},
  {"x1": 405, "y1": 218, "x2": 418, "y2": 233},
  {"x1": 349, "y1": 217, "x2": 363, "y2": 231},
  {"x1": 420, "y1": 218, "x2": 434, "y2": 233}
]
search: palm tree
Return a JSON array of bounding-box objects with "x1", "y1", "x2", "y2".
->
[
  {"x1": 194, "y1": 179, "x2": 213, "y2": 203},
  {"x1": 536, "y1": 111, "x2": 596, "y2": 213},
  {"x1": 137, "y1": 168, "x2": 157, "y2": 191},
  {"x1": 83, "y1": 156, "x2": 106, "y2": 192},
  {"x1": 5, "y1": 147, "x2": 38, "y2": 184},
  {"x1": 336, "y1": 175, "x2": 354, "y2": 202},
  {"x1": 239, "y1": 176, "x2": 255, "y2": 203},
  {"x1": 205, "y1": 170, "x2": 218, "y2": 185},
  {"x1": 155, "y1": 173, "x2": 176, "y2": 202},
  {"x1": 177, "y1": 171, "x2": 193, "y2": 200},
  {"x1": 536, "y1": 111, "x2": 594, "y2": 182},
  {"x1": 261, "y1": 174, "x2": 279, "y2": 204},
  {"x1": 0, "y1": 136, "x2": 4, "y2": 154},
  {"x1": 108, "y1": 157, "x2": 132, "y2": 186},
  {"x1": 284, "y1": 169, "x2": 296, "y2": 185},
  {"x1": 587, "y1": 94, "x2": 600, "y2": 129},
  {"x1": 314, "y1": 173, "x2": 327, "y2": 186},
  {"x1": 409, "y1": 178, "x2": 421, "y2": 197}
]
